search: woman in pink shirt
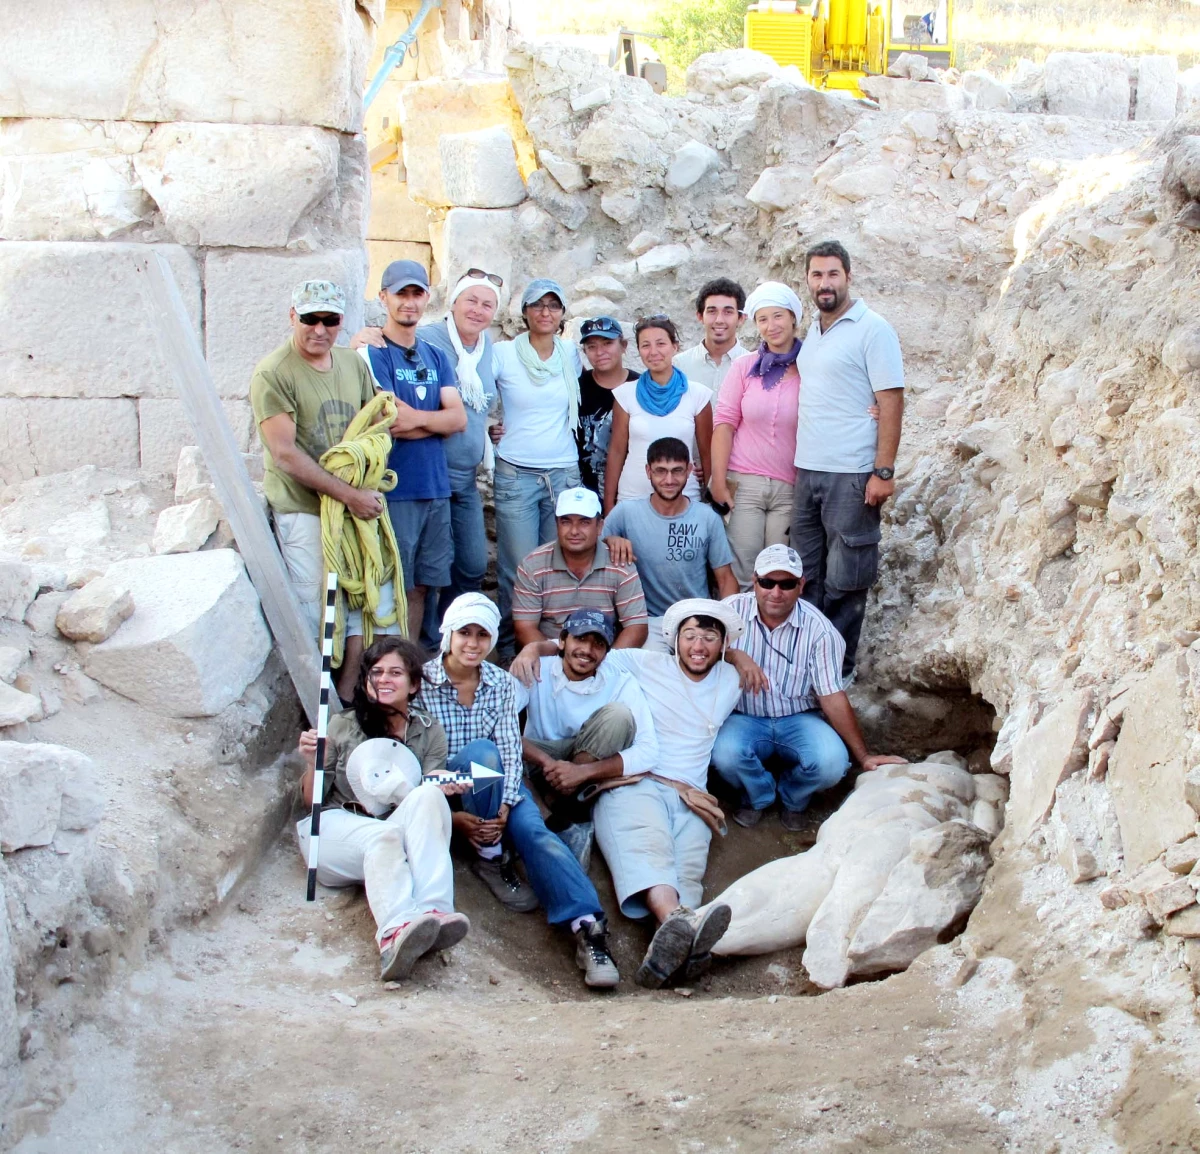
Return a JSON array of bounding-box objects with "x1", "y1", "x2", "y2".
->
[{"x1": 709, "y1": 283, "x2": 805, "y2": 588}]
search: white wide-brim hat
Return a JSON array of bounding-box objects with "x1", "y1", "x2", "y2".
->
[
  {"x1": 344, "y1": 737, "x2": 423, "y2": 816},
  {"x1": 662, "y1": 598, "x2": 745, "y2": 649}
]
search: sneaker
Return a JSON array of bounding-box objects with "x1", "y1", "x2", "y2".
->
[
  {"x1": 682, "y1": 902, "x2": 732, "y2": 982},
  {"x1": 733, "y1": 806, "x2": 765, "y2": 829},
  {"x1": 471, "y1": 851, "x2": 539, "y2": 913},
  {"x1": 379, "y1": 913, "x2": 440, "y2": 981},
  {"x1": 574, "y1": 917, "x2": 620, "y2": 989},
  {"x1": 429, "y1": 910, "x2": 471, "y2": 953},
  {"x1": 780, "y1": 807, "x2": 809, "y2": 833},
  {"x1": 635, "y1": 907, "x2": 697, "y2": 989},
  {"x1": 557, "y1": 821, "x2": 595, "y2": 871}
]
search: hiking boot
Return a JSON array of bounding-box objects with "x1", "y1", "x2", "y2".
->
[
  {"x1": 682, "y1": 902, "x2": 732, "y2": 982},
  {"x1": 635, "y1": 907, "x2": 698, "y2": 989},
  {"x1": 557, "y1": 821, "x2": 595, "y2": 871},
  {"x1": 780, "y1": 807, "x2": 810, "y2": 833},
  {"x1": 574, "y1": 917, "x2": 620, "y2": 989},
  {"x1": 733, "y1": 806, "x2": 765, "y2": 829},
  {"x1": 379, "y1": 913, "x2": 440, "y2": 981},
  {"x1": 429, "y1": 910, "x2": 471, "y2": 953},
  {"x1": 471, "y1": 851, "x2": 539, "y2": 913}
]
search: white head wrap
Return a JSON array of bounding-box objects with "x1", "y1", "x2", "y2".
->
[
  {"x1": 743, "y1": 281, "x2": 805, "y2": 325},
  {"x1": 439, "y1": 592, "x2": 501, "y2": 654},
  {"x1": 662, "y1": 598, "x2": 745, "y2": 654}
]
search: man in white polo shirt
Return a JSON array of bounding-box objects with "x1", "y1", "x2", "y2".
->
[
  {"x1": 793, "y1": 240, "x2": 904, "y2": 679},
  {"x1": 673, "y1": 277, "x2": 752, "y2": 396},
  {"x1": 714, "y1": 545, "x2": 906, "y2": 831}
]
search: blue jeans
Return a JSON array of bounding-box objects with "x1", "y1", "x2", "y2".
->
[
  {"x1": 450, "y1": 739, "x2": 601, "y2": 926},
  {"x1": 422, "y1": 467, "x2": 489, "y2": 651},
  {"x1": 711, "y1": 711, "x2": 850, "y2": 813},
  {"x1": 493, "y1": 458, "x2": 581, "y2": 655}
]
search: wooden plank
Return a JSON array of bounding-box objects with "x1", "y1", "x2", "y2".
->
[{"x1": 140, "y1": 252, "x2": 321, "y2": 723}]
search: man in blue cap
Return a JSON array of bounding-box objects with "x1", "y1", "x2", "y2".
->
[
  {"x1": 577, "y1": 316, "x2": 637, "y2": 497},
  {"x1": 358, "y1": 259, "x2": 466, "y2": 641}
]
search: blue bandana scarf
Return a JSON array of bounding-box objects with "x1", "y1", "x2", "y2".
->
[{"x1": 635, "y1": 366, "x2": 688, "y2": 417}]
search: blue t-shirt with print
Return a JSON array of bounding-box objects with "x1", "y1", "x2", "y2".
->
[{"x1": 361, "y1": 336, "x2": 455, "y2": 501}]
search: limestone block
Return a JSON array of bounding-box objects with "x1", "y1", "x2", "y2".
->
[
  {"x1": 1135, "y1": 56, "x2": 1178, "y2": 120},
  {"x1": 525, "y1": 169, "x2": 587, "y2": 230},
  {"x1": 1047, "y1": 775, "x2": 1114, "y2": 882},
  {"x1": 1142, "y1": 874, "x2": 1196, "y2": 923},
  {"x1": 203, "y1": 249, "x2": 366, "y2": 401},
  {"x1": 955, "y1": 417, "x2": 1022, "y2": 471},
  {"x1": 55, "y1": 575, "x2": 134, "y2": 643},
  {"x1": 439, "y1": 125, "x2": 526, "y2": 209},
  {"x1": 575, "y1": 117, "x2": 667, "y2": 184},
  {"x1": 1179, "y1": 67, "x2": 1200, "y2": 115},
  {"x1": 0, "y1": 561, "x2": 38, "y2": 622},
  {"x1": 972, "y1": 774, "x2": 1009, "y2": 805},
  {"x1": 139, "y1": 398, "x2": 254, "y2": 476},
  {"x1": 961, "y1": 71, "x2": 1013, "y2": 111},
  {"x1": 1165, "y1": 837, "x2": 1200, "y2": 874},
  {"x1": 398, "y1": 79, "x2": 533, "y2": 207},
  {"x1": 570, "y1": 86, "x2": 612, "y2": 114},
  {"x1": 847, "y1": 820, "x2": 992, "y2": 976},
  {"x1": 686, "y1": 49, "x2": 784, "y2": 95},
  {"x1": 1043, "y1": 53, "x2": 1130, "y2": 119},
  {"x1": 600, "y1": 189, "x2": 642, "y2": 224},
  {"x1": 1108, "y1": 653, "x2": 1195, "y2": 868},
  {"x1": 1164, "y1": 906, "x2": 1200, "y2": 937},
  {"x1": 574, "y1": 274, "x2": 626, "y2": 301},
  {"x1": 0, "y1": 646, "x2": 25, "y2": 683},
  {"x1": 133, "y1": 124, "x2": 339, "y2": 248},
  {"x1": 84, "y1": 551, "x2": 270, "y2": 717},
  {"x1": 878, "y1": 759, "x2": 976, "y2": 803},
  {"x1": 666, "y1": 141, "x2": 719, "y2": 195},
  {"x1": 0, "y1": 398, "x2": 141, "y2": 485},
  {"x1": 537, "y1": 149, "x2": 588, "y2": 194},
  {"x1": 0, "y1": 683, "x2": 40, "y2": 728},
  {"x1": 859, "y1": 76, "x2": 969, "y2": 112},
  {"x1": 0, "y1": 242, "x2": 200, "y2": 399},
  {"x1": 1162, "y1": 326, "x2": 1200, "y2": 379},
  {"x1": 0, "y1": 742, "x2": 84, "y2": 849},
  {"x1": 439, "y1": 208, "x2": 520, "y2": 298},
  {"x1": 569, "y1": 296, "x2": 616, "y2": 319},
  {"x1": 745, "y1": 165, "x2": 807, "y2": 212},
  {"x1": 152, "y1": 498, "x2": 221, "y2": 555},
  {"x1": 1008, "y1": 690, "x2": 1091, "y2": 841},
  {"x1": 0, "y1": 1, "x2": 370, "y2": 132},
  {"x1": 368, "y1": 176, "x2": 430, "y2": 243},
  {"x1": 627, "y1": 231, "x2": 661, "y2": 257},
  {"x1": 888, "y1": 52, "x2": 931, "y2": 81},
  {"x1": 901, "y1": 110, "x2": 940, "y2": 141},
  {"x1": 636, "y1": 244, "x2": 691, "y2": 277},
  {"x1": 971, "y1": 799, "x2": 1000, "y2": 836},
  {"x1": 830, "y1": 165, "x2": 897, "y2": 202}
]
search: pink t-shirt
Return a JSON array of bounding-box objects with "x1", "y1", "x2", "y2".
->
[{"x1": 713, "y1": 356, "x2": 800, "y2": 485}]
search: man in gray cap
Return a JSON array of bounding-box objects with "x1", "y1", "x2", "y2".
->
[
  {"x1": 714, "y1": 544, "x2": 906, "y2": 830},
  {"x1": 251, "y1": 279, "x2": 402, "y2": 699},
  {"x1": 357, "y1": 259, "x2": 466, "y2": 643}
]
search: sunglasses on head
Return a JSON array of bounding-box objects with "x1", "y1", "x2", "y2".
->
[
  {"x1": 298, "y1": 313, "x2": 342, "y2": 327},
  {"x1": 465, "y1": 267, "x2": 504, "y2": 288},
  {"x1": 756, "y1": 576, "x2": 800, "y2": 590}
]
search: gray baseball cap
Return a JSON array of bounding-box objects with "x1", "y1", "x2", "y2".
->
[
  {"x1": 561, "y1": 608, "x2": 615, "y2": 646},
  {"x1": 521, "y1": 278, "x2": 567, "y2": 310},
  {"x1": 382, "y1": 259, "x2": 430, "y2": 293}
]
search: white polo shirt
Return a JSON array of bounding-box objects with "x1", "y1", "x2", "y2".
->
[
  {"x1": 673, "y1": 341, "x2": 752, "y2": 396},
  {"x1": 794, "y1": 299, "x2": 904, "y2": 473}
]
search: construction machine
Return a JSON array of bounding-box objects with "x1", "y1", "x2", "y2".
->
[{"x1": 744, "y1": 0, "x2": 954, "y2": 97}]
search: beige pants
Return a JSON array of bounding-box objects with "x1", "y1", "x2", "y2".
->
[{"x1": 725, "y1": 470, "x2": 794, "y2": 589}]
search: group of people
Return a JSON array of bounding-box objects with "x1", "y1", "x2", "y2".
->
[{"x1": 249, "y1": 240, "x2": 908, "y2": 989}]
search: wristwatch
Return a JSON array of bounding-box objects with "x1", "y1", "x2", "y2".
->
[{"x1": 872, "y1": 466, "x2": 895, "y2": 481}]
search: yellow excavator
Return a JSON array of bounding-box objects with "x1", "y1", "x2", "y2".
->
[{"x1": 744, "y1": 0, "x2": 954, "y2": 97}]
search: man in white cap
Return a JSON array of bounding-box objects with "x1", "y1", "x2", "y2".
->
[
  {"x1": 512, "y1": 487, "x2": 649, "y2": 653},
  {"x1": 251, "y1": 279, "x2": 403, "y2": 699},
  {"x1": 714, "y1": 544, "x2": 906, "y2": 831}
]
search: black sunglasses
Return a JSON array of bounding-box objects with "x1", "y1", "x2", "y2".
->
[
  {"x1": 298, "y1": 313, "x2": 342, "y2": 327},
  {"x1": 399, "y1": 344, "x2": 430, "y2": 381},
  {"x1": 756, "y1": 576, "x2": 800, "y2": 590},
  {"x1": 465, "y1": 267, "x2": 504, "y2": 288}
]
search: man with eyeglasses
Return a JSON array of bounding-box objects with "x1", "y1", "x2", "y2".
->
[
  {"x1": 713, "y1": 544, "x2": 906, "y2": 831},
  {"x1": 357, "y1": 260, "x2": 467, "y2": 644},
  {"x1": 252, "y1": 279, "x2": 404, "y2": 699}
]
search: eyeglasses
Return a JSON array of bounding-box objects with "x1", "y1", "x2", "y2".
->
[
  {"x1": 756, "y1": 576, "x2": 800, "y2": 590},
  {"x1": 527, "y1": 299, "x2": 564, "y2": 313},
  {"x1": 298, "y1": 313, "x2": 342, "y2": 327},
  {"x1": 465, "y1": 267, "x2": 504, "y2": 288}
]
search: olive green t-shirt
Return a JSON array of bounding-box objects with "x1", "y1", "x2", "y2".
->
[
  {"x1": 322, "y1": 707, "x2": 449, "y2": 811},
  {"x1": 250, "y1": 340, "x2": 376, "y2": 516}
]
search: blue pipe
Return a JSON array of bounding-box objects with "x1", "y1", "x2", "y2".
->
[{"x1": 363, "y1": 0, "x2": 442, "y2": 110}]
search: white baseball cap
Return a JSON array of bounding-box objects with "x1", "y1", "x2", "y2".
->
[
  {"x1": 555, "y1": 487, "x2": 602, "y2": 518},
  {"x1": 754, "y1": 544, "x2": 804, "y2": 579}
]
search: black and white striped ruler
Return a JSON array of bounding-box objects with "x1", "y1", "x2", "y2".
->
[{"x1": 306, "y1": 572, "x2": 338, "y2": 901}]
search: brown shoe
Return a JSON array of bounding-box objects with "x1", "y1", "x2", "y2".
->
[
  {"x1": 733, "y1": 806, "x2": 765, "y2": 828},
  {"x1": 780, "y1": 807, "x2": 809, "y2": 833}
]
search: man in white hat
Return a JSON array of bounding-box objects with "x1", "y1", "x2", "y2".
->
[
  {"x1": 512, "y1": 487, "x2": 649, "y2": 652},
  {"x1": 714, "y1": 544, "x2": 906, "y2": 831}
]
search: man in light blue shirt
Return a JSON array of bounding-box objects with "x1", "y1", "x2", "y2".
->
[{"x1": 792, "y1": 240, "x2": 904, "y2": 678}]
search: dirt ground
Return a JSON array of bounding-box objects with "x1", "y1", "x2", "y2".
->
[{"x1": 6, "y1": 808, "x2": 1200, "y2": 1153}]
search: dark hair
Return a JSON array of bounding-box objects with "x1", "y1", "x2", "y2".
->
[
  {"x1": 352, "y1": 636, "x2": 426, "y2": 738},
  {"x1": 804, "y1": 240, "x2": 851, "y2": 275},
  {"x1": 634, "y1": 314, "x2": 680, "y2": 346},
  {"x1": 679, "y1": 613, "x2": 727, "y2": 640},
  {"x1": 695, "y1": 277, "x2": 746, "y2": 315},
  {"x1": 646, "y1": 437, "x2": 691, "y2": 466}
]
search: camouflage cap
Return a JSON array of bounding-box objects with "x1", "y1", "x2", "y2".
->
[{"x1": 291, "y1": 280, "x2": 346, "y2": 315}]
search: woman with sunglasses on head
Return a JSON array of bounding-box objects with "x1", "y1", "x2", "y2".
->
[
  {"x1": 490, "y1": 280, "x2": 583, "y2": 658},
  {"x1": 295, "y1": 637, "x2": 471, "y2": 982},
  {"x1": 603, "y1": 315, "x2": 713, "y2": 516}
]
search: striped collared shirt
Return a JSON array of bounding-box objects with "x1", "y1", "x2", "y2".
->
[
  {"x1": 725, "y1": 591, "x2": 845, "y2": 717},
  {"x1": 512, "y1": 538, "x2": 648, "y2": 639},
  {"x1": 418, "y1": 658, "x2": 524, "y2": 807}
]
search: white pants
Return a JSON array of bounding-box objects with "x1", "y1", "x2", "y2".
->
[{"x1": 295, "y1": 782, "x2": 454, "y2": 945}]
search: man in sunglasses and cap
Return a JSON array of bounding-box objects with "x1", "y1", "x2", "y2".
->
[
  {"x1": 713, "y1": 544, "x2": 906, "y2": 832},
  {"x1": 357, "y1": 259, "x2": 467, "y2": 643},
  {"x1": 251, "y1": 279, "x2": 404, "y2": 699}
]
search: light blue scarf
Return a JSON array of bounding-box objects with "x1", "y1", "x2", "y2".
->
[{"x1": 635, "y1": 367, "x2": 688, "y2": 417}]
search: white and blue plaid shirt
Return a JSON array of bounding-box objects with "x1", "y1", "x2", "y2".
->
[{"x1": 419, "y1": 658, "x2": 525, "y2": 807}]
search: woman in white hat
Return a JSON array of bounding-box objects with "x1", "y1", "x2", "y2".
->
[{"x1": 296, "y1": 636, "x2": 470, "y2": 983}]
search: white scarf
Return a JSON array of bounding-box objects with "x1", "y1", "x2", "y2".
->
[{"x1": 446, "y1": 320, "x2": 490, "y2": 415}]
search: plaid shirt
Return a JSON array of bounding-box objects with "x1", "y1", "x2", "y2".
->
[{"x1": 418, "y1": 658, "x2": 525, "y2": 807}]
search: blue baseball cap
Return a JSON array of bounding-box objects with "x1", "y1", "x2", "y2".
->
[
  {"x1": 580, "y1": 316, "x2": 624, "y2": 341},
  {"x1": 382, "y1": 259, "x2": 429, "y2": 293},
  {"x1": 562, "y1": 608, "x2": 615, "y2": 646},
  {"x1": 520, "y1": 278, "x2": 567, "y2": 310}
]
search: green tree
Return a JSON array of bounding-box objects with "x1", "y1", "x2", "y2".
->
[{"x1": 654, "y1": 0, "x2": 748, "y2": 73}]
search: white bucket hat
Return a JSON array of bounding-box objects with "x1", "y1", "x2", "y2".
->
[
  {"x1": 344, "y1": 737, "x2": 423, "y2": 816},
  {"x1": 661, "y1": 597, "x2": 745, "y2": 651}
]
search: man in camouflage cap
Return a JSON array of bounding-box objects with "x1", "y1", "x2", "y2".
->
[{"x1": 250, "y1": 279, "x2": 402, "y2": 700}]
